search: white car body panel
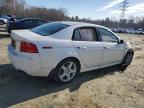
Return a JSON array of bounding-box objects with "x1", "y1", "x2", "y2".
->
[
  {"x1": 8, "y1": 45, "x2": 51, "y2": 76},
  {"x1": 72, "y1": 41, "x2": 103, "y2": 68},
  {"x1": 8, "y1": 21, "x2": 133, "y2": 77},
  {"x1": 101, "y1": 42, "x2": 125, "y2": 67}
]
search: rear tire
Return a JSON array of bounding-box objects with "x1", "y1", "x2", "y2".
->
[{"x1": 54, "y1": 58, "x2": 80, "y2": 83}]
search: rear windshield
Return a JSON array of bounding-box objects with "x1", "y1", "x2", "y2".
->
[{"x1": 31, "y1": 23, "x2": 69, "y2": 36}]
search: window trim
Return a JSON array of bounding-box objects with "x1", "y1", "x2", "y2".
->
[
  {"x1": 96, "y1": 27, "x2": 120, "y2": 43},
  {"x1": 72, "y1": 28, "x2": 81, "y2": 41},
  {"x1": 72, "y1": 27, "x2": 100, "y2": 42}
]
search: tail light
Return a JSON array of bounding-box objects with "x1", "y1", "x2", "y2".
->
[{"x1": 20, "y1": 41, "x2": 38, "y2": 53}]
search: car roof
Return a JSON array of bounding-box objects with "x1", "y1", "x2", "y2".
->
[
  {"x1": 18, "y1": 18, "x2": 46, "y2": 22},
  {"x1": 55, "y1": 21, "x2": 104, "y2": 28},
  {"x1": 54, "y1": 21, "x2": 117, "y2": 38}
]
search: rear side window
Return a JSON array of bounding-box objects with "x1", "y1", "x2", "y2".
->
[
  {"x1": 79, "y1": 28, "x2": 96, "y2": 41},
  {"x1": 31, "y1": 23, "x2": 69, "y2": 36},
  {"x1": 72, "y1": 27, "x2": 97, "y2": 41}
]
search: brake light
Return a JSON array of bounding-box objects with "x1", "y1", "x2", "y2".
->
[{"x1": 20, "y1": 41, "x2": 38, "y2": 53}]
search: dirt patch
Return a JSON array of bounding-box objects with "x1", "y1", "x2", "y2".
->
[
  {"x1": 134, "y1": 47, "x2": 143, "y2": 52},
  {"x1": 0, "y1": 33, "x2": 144, "y2": 108},
  {"x1": 136, "y1": 55, "x2": 144, "y2": 59}
]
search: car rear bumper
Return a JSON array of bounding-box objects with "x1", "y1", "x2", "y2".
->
[{"x1": 8, "y1": 44, "x2": 53, "y2": 77}]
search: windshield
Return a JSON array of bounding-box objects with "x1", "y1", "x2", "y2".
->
[{"x1": 31, "y1": 23, "x2": 69, "y2": 36}]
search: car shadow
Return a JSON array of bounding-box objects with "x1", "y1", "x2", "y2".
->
[{"x1": 0, "y1": 64, "x2": 126, "y2": 107}]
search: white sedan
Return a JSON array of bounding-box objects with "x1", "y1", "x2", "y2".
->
[{"x1": 8, "y1": 21, "x2": 134, "y2": 83}]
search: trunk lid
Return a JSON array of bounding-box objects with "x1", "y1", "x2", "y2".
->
[
  {"x1": 11, "y1": 30, "x2": 48, "y2": 52},
  {"x1": 11, "y1": 30, "x2": 48, "y2": 42}
]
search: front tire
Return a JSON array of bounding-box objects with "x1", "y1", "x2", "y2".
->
[
  {"x1": 121, "y1": 50, "x2": 134, "y2": 68},
  {"x1": 54, "y1": 59, "x2": 80, "y2": 83}
]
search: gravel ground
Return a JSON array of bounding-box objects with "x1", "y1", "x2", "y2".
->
[{"x1": 0, "y1": 28, "x2": 144, "y2": 108}]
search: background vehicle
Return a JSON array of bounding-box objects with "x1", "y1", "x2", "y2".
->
[
  {"x1": 110, "y1": 27, "x2": 144, "y2": 34},
  {"x1": 0, "y1": 17, "x2": 7, "y2": 25},
  {"x1": 14, "y1": 17, "x2": 24, "y2": 20},
  {"x1": 0, "y1": 15, "x2": 16, "y2": 24},
  {"x1": 7, "y1": 18, "x2": 48, "y2": 33},
  {"x1": 8, "y1": 21, "x2": 134, "y2": 83}
]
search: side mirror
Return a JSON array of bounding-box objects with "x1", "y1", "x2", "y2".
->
[{"x1": 119, "y1": 39, "x2": 124, "y2": 44}]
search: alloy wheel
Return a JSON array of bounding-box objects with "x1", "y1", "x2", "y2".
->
[{"x1": 58, "y1": 61, "x2": 77, "y2": 82}]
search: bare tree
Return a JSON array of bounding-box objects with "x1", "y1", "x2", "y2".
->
[{"x1": 0, "y1": 0, "x2": 143, "y2": 29}]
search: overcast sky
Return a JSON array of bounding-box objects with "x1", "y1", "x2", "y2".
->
[{"x1": 25, "y1": 0, "x2": 144, "y2": 20}]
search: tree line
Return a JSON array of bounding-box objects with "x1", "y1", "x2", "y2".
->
[
  {"x1": 0, "y1": 0, "x2": 70, "y2": 20},
  {"x1": 77, "y1": 17, "x2": 144, "y2": 30},
  {"x1": 0, "y1": 0, "x2": 143, "y2": 29}
]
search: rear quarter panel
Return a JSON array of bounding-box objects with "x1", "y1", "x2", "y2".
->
[{"x1": 37, "y1": 39, "x2": 85, "y2": 71}]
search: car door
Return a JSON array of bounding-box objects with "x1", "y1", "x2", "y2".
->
[
  {"x1": 72, "y1": 27, "x2": 103, "y2": 68},
  {"x1": 97, "y1": 27, "x2": 125, "y2": 67}
]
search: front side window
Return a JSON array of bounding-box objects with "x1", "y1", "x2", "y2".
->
[
  {"x1": 73, "y1": 27, "x2": 97, "y2": 41},
  {"x1": 97, "y1": 27, "x2": 119, "y2": 43}
]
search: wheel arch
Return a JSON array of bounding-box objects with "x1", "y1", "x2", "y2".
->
[
  {"x1": 48, "y1": 56, "x2": 81, "y2": 79},
  {"x1": 126, "y1": 49, "x2": 134, "y2": 55},
  {"x1": 121, "y1": 49, "x2": 134, "y2": 65},
  {"x1": 123, "y1": 49, "x2": 134, "y2": 59},
  {"x1": 57, "y1": 57, "x2": 81, "y2": 72}
]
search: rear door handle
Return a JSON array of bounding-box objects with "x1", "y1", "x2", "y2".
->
[
  {"x1": 76, "y1": 46, "x2": 87, "y2": 49},
  {"x1": 104, "y1": 46, "x2": 110, "y2": 49}
]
